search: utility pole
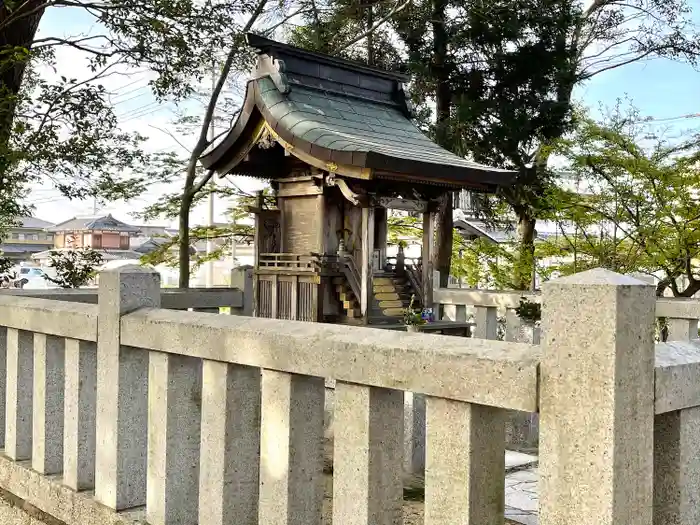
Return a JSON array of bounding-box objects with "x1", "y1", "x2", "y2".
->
[
  {"x1": 231, "y1": 201, "x2": 237, "y2": 269},
  {"x1": 205, "y1": 63, "x2": 217, "y2": 288}
]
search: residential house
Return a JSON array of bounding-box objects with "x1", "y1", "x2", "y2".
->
[
  {"x1": 32, "y1": 214, "x2": 144, "y2": 264},
  {"x1": 1, "y1": 217, "x2": 55, "y2": 261}
]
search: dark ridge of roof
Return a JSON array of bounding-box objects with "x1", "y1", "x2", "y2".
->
[
  {"x1": 2, "y1": 244, "x2": 53, "y2": 253},
  {"x1": 246, "y1": 33, "x2": 412, "y2": 117},
  {"x1": 132, "y1": 237, "x2": 196, "y2": 255},
  {"x1": 246, "y1": 33, "x2": 410, "y2": 83},
  {"x1": 49, "y1": 214, "x2": 141, "y2": 233},
  {"x1": 17, "y1": 216, "x2": 54, "y2": 229}
]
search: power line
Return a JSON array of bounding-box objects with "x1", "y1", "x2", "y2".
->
[
  {"x1": 111, "y1": 88, "x2": 150, "y2": 106},
  {"x1": 116, "y1": 101, "x2": 161, "y2": 119},
  {"x1": 121, "y1": 105, "x2": 169, "y2": 123},
  {"x1": 111, "y1": 83, "x2": 149, "y2": 101},
  {"x1": 641, "y1": 112, "x2": 700, "y2": 124}
]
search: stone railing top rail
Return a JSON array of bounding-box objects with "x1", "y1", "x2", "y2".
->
[
  {"x1": 433, "y1": 287, "x2": 540, "y2": 308},
  {"x1": 434, "y1": 287, "x2": 700, "y2": 319},
  {"x1": 121, "y1": 308, "x2": 540, "y2": 411},
  {"x1": 654, "y1": 340, "x2": 700, "y2": 414},
  {"x1": 0, "y1": 286, "x2": 243, "y2": 310},
  {"x1": 0, "y1": 294, "x2": 97, "y2": 341}
]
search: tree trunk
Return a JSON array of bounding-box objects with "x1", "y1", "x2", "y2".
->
[
  {"x1": 178, "y1": 191, "x2": 193, "y2": 288},
  {"x1": 0, "y1": 2, "x2": 46, "y2": 168},
  {"x1": 366, "y1": 5, "x2": 375, "y2": 66},
  {"x1": 431, "y1": 0, "x2": 452, "y2": 287},
  {"x1": 515, "y1": 214, "x2": 536, "y2": 290},
  {"x1": 434, "y1": 193, "x2": 452, "y2": 287}
]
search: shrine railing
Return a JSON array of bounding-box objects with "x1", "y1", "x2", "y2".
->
[
  {"x1": 337, "y1": 254, "x2": 362, "y2": 301},
  {"x1": 258, "y1": 253, "x2": 321, "y2": 272}
]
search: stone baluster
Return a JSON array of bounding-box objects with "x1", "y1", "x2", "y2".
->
[
  {"x1": 403, "y1": 391, "x2": 426, "y2": 479},
  {"x1": 199, "y1": 361, "x2": 262, "y2": 525},
  {"x1": 442, "y1": 304, "x2": 467, "y2": 323},
  {"x1": 230, "y1": 267, "x2": 254, "y2": 316},
  {"x1": 63, "y1": 338, "x2": 97, "y2": 491},
  {"x1": 473, "y1": 306, "x2": 498, "y2": 340},
  {"x1": 539, "y1": 269, "x2": 655, "y2": 525},
  {"x1": 95, "y1": 266, "x2": 160, "y2": 511},
  {"x1": 654, "y1": 407, "x2": 700, "y2": 524},
  {"x1": 665, "y1": 317, "x2": 698, "y2": 341},
  {"x1": 258, "y1": 370, "x2": 325, "y2": 525},
  {"x1": 147, "y1": 352, "x2": 203, "y2": 525},
  {"x1": 424, "y1": 398, "x2": 505, "y2": 524},
  {"x1": 32, "y1": 334, "x2": 65, "y2": 475},
  {"x1": 6, "y1": 328, "x2": 33, "y2": 461},
  {"x1": 504, "y1": 308, "x2": 521, "y2": 342},
  {"x1": 333, "y1": 382, "x2": 404, "y2": 525},
  {"x1": 0, "y1": 327, "x2": 7, "y2": 449}
]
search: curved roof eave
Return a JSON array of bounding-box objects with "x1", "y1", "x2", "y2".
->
[
  {"x1": 199, "y1": 80, "x2": 261, "y2": 173},
  {"x1": 200, "y1": 77, "x2": 517, "y2": 189}
]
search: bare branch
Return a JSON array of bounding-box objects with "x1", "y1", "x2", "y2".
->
[
  {"x1": 335, "y1": 0, "x2": 411, "y2": 53},
  {"x1": 192, "y1": 169, "x2": 216, "y2": 194}
]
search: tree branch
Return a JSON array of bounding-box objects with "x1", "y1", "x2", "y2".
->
[{"x1": 334, "y1": 0, "x2": 411, "y2": 53}]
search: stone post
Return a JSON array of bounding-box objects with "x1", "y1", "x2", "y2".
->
[
  {"x1": 425, "y1": 398, "x2": 504, "y2": 525},
  {"x1": 32, "y1": 334, "x2": 65, "y2": 474},
  {"x1": 333, "y1": 383, "x2": 404, "y2": 525},
  {"x1": 63, "y1": 338, "x2": 97, "y2": 491},
  {"x1": 665, "y1": 318, "x2": 698, "y2": 342},
  {"x1": 229, "y1": 266, "x2": 253, "y2": 316},
  {"x1": 504, "y1": 309, "x2": 521, "y2": 342},
  {"x1": 95, "y1": 266, "x2": 160, "y2": 511},
  {"x1": 654, "y1": 407, "x2": 700, "y2": 524},
  {"x1": 199, "y1": 361, "x2": 261, "y2": 525},
  {"x1": 0, "y1": 327, "x2": 8, "y2": 449},
  {"x1": 539, "y1": 269, "x2": 655, "y2": 525},
  {"x1": 6, "y1": 328, "x2": 33, "y2": 460},
  {"x1": 403, "y1": 391, "x2": 426, "y2": 478},
  {"x1": 473, "y1": 306, "x2": 498, "y2": 340},
  {"x1": 147, "y1": 353, "x2": 203, "y2": 525},
  {"x1": 258, "y1": 370, "x2": 324, "y2": 525}
]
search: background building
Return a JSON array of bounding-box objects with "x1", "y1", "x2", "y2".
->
[{"x1": 1, "y1": 217, "x2": 55, "y2": 261}]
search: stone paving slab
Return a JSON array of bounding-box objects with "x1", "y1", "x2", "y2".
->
[
  {"x1": 505, "y1": 461, "x2": 538, "y2": 525},
  {"x1": 505, "y1": 450, "x2": 538, "y2": 470}
]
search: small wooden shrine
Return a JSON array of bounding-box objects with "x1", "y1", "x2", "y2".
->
[{"x1": 200, "y1": 33, "x2": 515, "y2": 325}]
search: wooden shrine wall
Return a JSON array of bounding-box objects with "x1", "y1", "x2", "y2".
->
[
  {"x1": 256, "y1": 274, "x2": 321, "y2": 322},
  {"x1": 258, "y1": 210, "x2": 281, "y2": 254}
]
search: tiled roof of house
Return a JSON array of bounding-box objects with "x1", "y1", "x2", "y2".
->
[
  {"x1": 17, "y1": 217, "x2": 53, "y2": 229},
  {"x1": 49, "y1": 214, "x2": 141, "y2": 233}
]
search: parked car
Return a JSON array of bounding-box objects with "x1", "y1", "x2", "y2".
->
[{"x1": 13, "y1": 266, "x2": 58, "y2": 289}]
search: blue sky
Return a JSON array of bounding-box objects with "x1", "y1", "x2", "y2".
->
[
  {"x1": 578, "y1": 58, "x2": 699, "y2": 125},
  {"x1": 29, "y1": 5, "x2": 700, "y2": 223}
]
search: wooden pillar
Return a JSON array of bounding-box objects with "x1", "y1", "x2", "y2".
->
[
  {"x1": 253, "y1": 191, "x2": 264, "y2": 268},
  {"x1": 252, "y1": 191, "x2": 264, "y2": 319},
  {"x1": 422, "y1": 211, "x2": 435, "y2": 307},
  {"x1": 374, "y1": 207, "x2": 388, "y2": 269},
  {"x1": 361, "y1": 207, "x2": 375, "y2": 324}
]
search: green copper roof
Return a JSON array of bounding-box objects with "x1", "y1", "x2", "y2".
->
[{"x1": 200, "y1": 34, "x2": 516, "y2": 191}]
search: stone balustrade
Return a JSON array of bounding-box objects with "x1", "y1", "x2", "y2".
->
[
  {"x1": 433, "y1": 276, "x2": 700, "y2": 344},
  {"x1": 0, "y1": 266, "x2": 697, "y2": 525}
]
